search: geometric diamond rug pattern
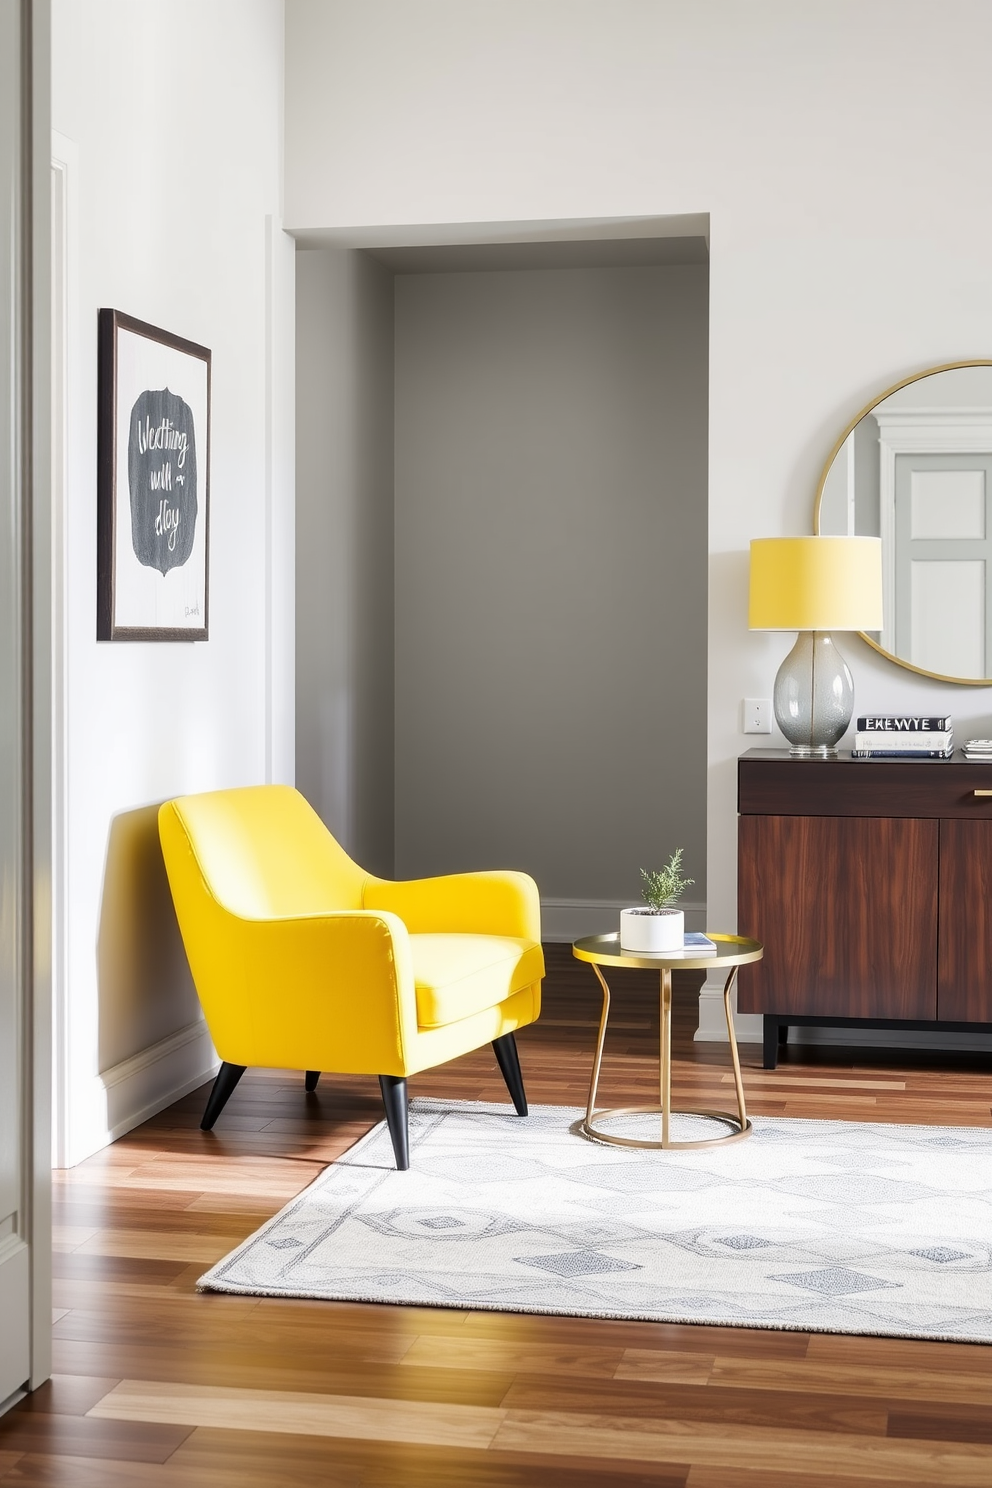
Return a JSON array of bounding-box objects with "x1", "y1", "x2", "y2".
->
[{"x1": 198, "y1": 1098, "x2": 992, "y2": 1344}]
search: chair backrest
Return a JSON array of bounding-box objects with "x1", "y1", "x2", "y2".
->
[{"x1": 160, "y1": 784, "x2": 367, "y2": 918}]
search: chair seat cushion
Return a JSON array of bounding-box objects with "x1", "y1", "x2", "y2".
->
[{"x1": 410, "y1": 934, "x2": 544, "y2": 1029}]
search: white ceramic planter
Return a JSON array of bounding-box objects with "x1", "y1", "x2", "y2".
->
[{"x1": 619, "y1": 906, "x2": 684, "y2": 953}]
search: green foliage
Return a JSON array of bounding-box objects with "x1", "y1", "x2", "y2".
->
[{"x1": 640, "y1": 849, "x2": 694, "y2": 910}]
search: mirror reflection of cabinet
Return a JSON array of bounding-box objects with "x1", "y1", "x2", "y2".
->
[{"x1": 816, "y1": 362, "x2": 992, "y2": 684}]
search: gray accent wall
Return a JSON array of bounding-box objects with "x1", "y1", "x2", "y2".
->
[
  {"x1": 295, "y1": 247, "x2": 395, "y2": 875},
  {"x1": 393, "y1": 264, "x2": 708, "y2": 903}
]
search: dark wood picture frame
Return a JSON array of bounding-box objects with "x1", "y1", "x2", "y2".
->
[{"x1": 97, "y1": 309, "x2": 211, "y2": 640}]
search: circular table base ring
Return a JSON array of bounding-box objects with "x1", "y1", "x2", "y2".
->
[{"x1": 580, "y1": 1105, "x2": 753, "y2": 1151}]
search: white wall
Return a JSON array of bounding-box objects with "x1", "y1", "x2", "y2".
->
[
  {"x1": 286, "y1": 0, "x2": 992, "y2": 1037},
  {"x1": 295, "y1": 247, "x2": 394, "y2": 875},
  {"x1": 52, "y1": 0, "x2": 294, "y2": 1164},
  {"x1": 394, "y1": 264, "x2": 708, "y2": 927}
]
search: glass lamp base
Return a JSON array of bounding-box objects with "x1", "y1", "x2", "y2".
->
[
  {"x1": 789, "y1": 744, "x2": 840, "y2": 759},
  {"x1": 773, "y1": 631, "x2": 854, "y2": 756}
]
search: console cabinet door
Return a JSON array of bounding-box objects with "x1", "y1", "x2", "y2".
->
[
  {"x1": 738, "y1": 814, "x2": 938, "y2": 1019},
  {"x1": 938, "y1": 818, "x2": 992, "y2": 1022}
]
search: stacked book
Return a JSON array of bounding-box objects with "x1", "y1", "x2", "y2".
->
[
  {"x1": 962, "y1": 738, "x2": 992, "y2": 761},
  {"x1": 851, "y1": 716, "x2": 953, "y2": 759},
  {"x1": 658, "y1": 933, "x2": 719, "y2": 958}
]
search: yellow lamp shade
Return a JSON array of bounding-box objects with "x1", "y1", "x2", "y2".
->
[{"x1": 749, "y1": 536, "x2": 883, "y2": 632}]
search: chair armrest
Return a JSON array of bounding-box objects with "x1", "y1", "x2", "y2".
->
[
  {"x1": 363, "y1": 870, "x2": 541, "y2": 941},
  {"x1": 205, "y1": 909, "x2": 419, "y2": 1076}
]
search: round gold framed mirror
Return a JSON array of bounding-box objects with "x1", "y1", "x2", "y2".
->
[{"x1": 814, "y1": 360, "x2": 992, "y2": 685}]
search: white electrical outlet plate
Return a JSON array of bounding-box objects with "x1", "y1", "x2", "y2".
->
[{"x1": 743, "y1": 698, "x2": 772, "y2": 734}]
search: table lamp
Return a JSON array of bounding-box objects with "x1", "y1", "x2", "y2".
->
[{"x1": 749, "y1": 536, "x2": 883, "y2": 758}]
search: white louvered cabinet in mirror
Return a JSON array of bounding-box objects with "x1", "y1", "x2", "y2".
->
[{"x1": 816, "y1": 362, "x2": 992, "y2": 684}]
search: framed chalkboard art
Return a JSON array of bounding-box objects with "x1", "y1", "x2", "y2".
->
[{"x1": 97, "y1": 310, "x2": 210, "y2": 640}]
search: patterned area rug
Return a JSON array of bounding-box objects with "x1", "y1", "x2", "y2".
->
[{"x1": 199, "y1": 1099, "x2": 992, "y2": 1342}]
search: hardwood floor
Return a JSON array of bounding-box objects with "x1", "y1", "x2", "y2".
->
[{"x1": 3, "y1": 943, "x2": 992, "y2": 1485}]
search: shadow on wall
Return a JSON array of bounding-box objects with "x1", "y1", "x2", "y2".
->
[{"x1": 97, "y1": 803, "x2": 202, "y2": 1078}]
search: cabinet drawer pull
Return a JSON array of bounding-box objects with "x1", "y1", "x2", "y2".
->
[{"x1": 974, "y1": 790, "x2": 992, "y2": 797}]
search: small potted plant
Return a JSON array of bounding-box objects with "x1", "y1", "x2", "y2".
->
[{"x1": 620, "y1": 850, "x2": 694, "y2": 953}]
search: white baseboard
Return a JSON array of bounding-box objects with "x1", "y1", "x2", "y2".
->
[
  {"x1": 100, "y1": 1018, "x2": 218, "y2": 1145},
  {"x1": 542, "y1": 897, "x2": 707, "y2": 943},
  {"x1": 696, "y1": 983, "x2": 763, "y2": 1043}
]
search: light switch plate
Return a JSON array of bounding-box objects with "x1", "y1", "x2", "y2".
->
[{"x1": 743, "y1": 698, "x2": 772, "y2": 734}]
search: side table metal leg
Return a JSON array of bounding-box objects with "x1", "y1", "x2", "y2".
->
[
  {"x1": 660, "y1": 967, "x2": 673, "y2": 1147},
  {"x1": 723, "y1": 965, "x2": 748, "y2": 1132},
  {"x1": 585, "y1": 962, "x2": 612, "y2": 1126}
]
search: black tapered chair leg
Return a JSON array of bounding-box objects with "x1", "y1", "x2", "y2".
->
[
  {"x1": 304, "y1": 1070, "x2": 320, "y2": 1092},
  {"x1": 492, "y1": 1032, "x2": 528, "y2": 1116},
  {"x1": 378, "y1": 1074, "x2": 410, "y2": 1170},
  {"x1": 201, "y1": 1062, "x2": 247, "y2": 1131}
]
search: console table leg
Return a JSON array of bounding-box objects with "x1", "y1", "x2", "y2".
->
[
  {"x1": 763, "y1": 1015, "x2": 780, "y2": 1070},
  {"x1": 660, "y1": 968, "x2": 673, "y2": 1147}
]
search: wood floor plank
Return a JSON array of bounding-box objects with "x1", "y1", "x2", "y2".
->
[
  {"x1": 614, "y1": 1349, "x2": 715, "y2": 1384},
  {"x1": 0, "y1": 1409, "x2": 194, "y2": 1464},
  {"x1": 52, "y1": 1252, "x2": 192, "y2": 1286},
  {"x1": 170, "y1": 1427, "x2": 688, "y2": 1487},
  {"x1": 804, "y1": 1332, "x2": 992, "y2": 1370},
  {"x1": 399, "y1": 1335, "x2": 625, "y2": 1378},
  {"x1": 889, "y1": 1407, "x2": 992, "y2": 1445},
  {"x1": 181, "y1": 1193, "x2": 291, "y2": 1215},
  {"x1": 52, "y1": 1339, "x2": 431, "y2": 1390},
  {"x1": 685, "y1": 1470, "x2": 944, "y2": 1488},
  {"x1": 460, "y1": 1311, "x2": 810, "y2": 1358},
  {"x1": 490, "y1": 1410, "x2": 992, "y2": 1484},
  {"x1": 72, "y1": 1229, "x2": 252, "y2": 1264},
  {"x1": 53, "y1": 1188, "x2": 209, "y2": 1216},
  {"x1": 498, "y1": 1376, "x2": 888, "y2": 1434},
  {"x1": 88, "y1": 1378, "x2": 507, "y2": 1450},
  {"x1": 51, "y1": 1226, "x2": 98, "y2": 1252},
  {"x1": 723, "y1": 1073, "x2": 906, "y2": 1090},
  {"x1": 0, "y1": 1453, "x2": 356, "y2": 1488},
  {"x1": 709, "y1": 1355, "x2": 992, "y2": 1406},
  {"x1": 56, "y1": 1203, "x2": 272, "y2": 1237},
  {"x1": 350, "y1": 1458, "x2": 688, "y2": 1488}
]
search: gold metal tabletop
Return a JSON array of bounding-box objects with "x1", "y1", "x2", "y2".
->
[{"x1": 571, "y1": 931, "x2": 763, "y2": 973}]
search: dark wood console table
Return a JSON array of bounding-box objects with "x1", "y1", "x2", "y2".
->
[{"x1": 737, "y1": 748, "x2": 992, "y2": 1069}]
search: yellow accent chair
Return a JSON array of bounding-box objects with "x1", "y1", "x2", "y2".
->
[{"x1": 158, "y1": 784, "x2": 544, "y2": 1169}]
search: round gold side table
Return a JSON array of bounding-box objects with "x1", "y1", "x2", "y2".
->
[{"x1": 571, "y1": 932, "x2": 764, "y2": 1151}]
